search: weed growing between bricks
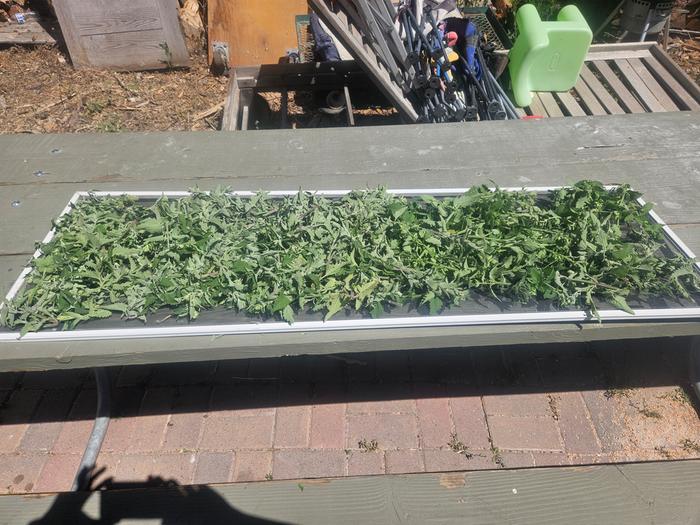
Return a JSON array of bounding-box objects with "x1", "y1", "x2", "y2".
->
[
  {"x1": 630, "y1": 401, "x2": 663, "y2": 420},
  {"x1": 547, "y1": 395, "x2": 560, "y2": 420},
  {"x1": 358, "y1": 438, "x2": 379, "y2": 453},
  {"x1": 658, "y1": 387, "x2": 692, "y2": 407},
  {"x1": 605, "y1": 388, "x2": 665, "y2": 419},
  {"x1": 489, "y1": 439, "x2": 505, "y2": 468},
  {"x1": 655, "y1": 446, "x2": 672, "y2": 459},
  {"x1": 680, "y1": 439, "x2": 700, "y2": 453},
  {"x1": 604, "y1": 388, "x2": 633, "y2": 400},
  {"x1": 448, "y1": 433, "x2": 474, "y2": 459}
]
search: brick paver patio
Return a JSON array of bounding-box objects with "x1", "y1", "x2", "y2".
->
[{"x1": 1, "y1": 338, "x2": 699, "y2": 494}]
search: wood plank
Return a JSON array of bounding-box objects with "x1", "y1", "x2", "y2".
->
[
  {"x1": 0, "y1": 255, "x2": 32, "y2": 299},
  {"x1": 344, "y1": 85, "x2": 355, "y2": 126},
  {"x1": 2, "y1": 113, "x2": 700, "y2": 258},
  {"x1": 587, "y1": 42, "x2": 655, "y2": 54},
  {"x1": 50, "y1": 0, "x2": 88, "y2": 66},
  {"x1": 650, "y1": 45, "x2": 700, "y2": 102},
  {"x1": 69, "y1": 2, "x2": 162, "y2": 36},
  {"x1": 0, "y1": 314, "x2": 697, "y2": 372},
  {"x1": 82, "y1": 30, "x2": 172, "y2": 70},
  {"x1": 555, "y1": 91, "x2": 587, "y2": 116},
  {"x1": 591, "y1": 61, "x2": 646, "y2": 113},
  {"x1": 52, "y1": 0, "x2": 189, "y2": 70},
  {"x1": 0, "y1": 19, "x2": 57, "y2": 45},
  {"x1": 207, "y1": 0, "x2": 307, "y2": 67},
  {"x1": 1, "y1": 460, "x2": 699, "y2": 524},
  {"x1": 579, "y1": 64, "x2": 626, "y2": 115},
  {"x1": 643, "y1": 55, "x2": 700, "y2": 111},
  {"x1": 614, "y1": 59, "x2": 667, "y2": 112},
  {"x1": 239, "y1": 89, "x2": 254, "y2": 131},
  {"x1": 526, "y1": 94, "x2": 548, "y2": 117},
  {"x1": 222, "y1": 70, "x2": 242, "y2": 131},
  {"x1": 585, "y1": 49, "x2": 652, "y2": 61},
  {"x1": 574, "y1": 78, "x2": 607, "y2": 115},
  {"x1": 3, "y1": 114, "x2": 698, "y2": 190},
  {"x1": 668, "y1": 223, "x2": 700, "y2": 256},
  {"x1": 155, "y1": 0, "x2": 191, "y2": 68},
  {"x1": 627, "y1": 58, "x2": 679, "y2": 112},
  {"x1": 7, "y1": 159, "x2": 700, "y2": 257},
  {"x1": 537, "y1": 92, "x2": 564, "y2": 117}
]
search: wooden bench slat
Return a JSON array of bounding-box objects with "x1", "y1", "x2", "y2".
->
[
  {"x1": 537, "y1": 92, "x2": 564, "y2": 117},
  {"x1": 579, "y1": 64, "x2": 626, "y2": 115},
  {"x1": 585, "y1": 49, "x2": 652, "y2": 61},
  {"x1": 555, "y1": 91, "x2": 587, "y2": 116},
  {"x1": 591, "y1": 61, "x2": 645, "y2": 113},
  {"x1": 613, "y1": 59, "x2": 667, "y2": 112},
  {"x1": 642, "y1": 55, "x2": 700, "y2": 111},
  {"x1": 627, "y1": 58, "x2": 680, "y2": 112},
  {"x1": 526, "y1": 94, "x2": 548, "y2": 117},
  {"x1": 574, "y1": 78, "x2": 607, "y2": 115}
]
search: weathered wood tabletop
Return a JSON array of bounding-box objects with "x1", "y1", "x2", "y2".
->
[
  {"x1": 1, "y1": 112, "x2": 699, "y2": 371},
  {"x1": 0, "y1": 459, "x2": 699, "y2": 524}
]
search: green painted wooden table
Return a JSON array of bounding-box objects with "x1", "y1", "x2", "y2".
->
[
  {"x1": 1, "y1": 460, "x2": 699, "y2": 524},
  {"x1": 1, "y1": 112, "x2": 700, "y2": 372}
]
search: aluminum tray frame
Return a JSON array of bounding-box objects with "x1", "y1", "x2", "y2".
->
[{"x1": 2, "y1": 186, "x2": 699, "y2": 343}]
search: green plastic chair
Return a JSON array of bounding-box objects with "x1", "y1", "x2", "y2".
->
[{"x1": 508, "y1": 5, "x2": 592, "y2": 108}]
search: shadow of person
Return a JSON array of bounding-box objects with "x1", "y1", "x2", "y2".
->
[{"x1": 29, "y1": 468, "x2": 289, "y2": 525}]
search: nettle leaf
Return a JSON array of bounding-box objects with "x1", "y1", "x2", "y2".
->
[
  {"x1": 104, "y1": 303, "x2": 129, "y2": 314},
  {"x1": 325, "y1": 295, "x2": 343, "y2": 321},
  {"x1": 281, "y1": 305, "x2": 295, "y2": 323},
  {"x1": 370, "y1": 303, "x2": 384, "y2": 318},
  {"x1": 609, "y1": 295, "x2": 634, "y2": 315},
  {"x1": 428, "y1": 297, "x2": 443, "y2": 315},
  {"x1": 113, "y1": 246, "x2": 140, "y2": 257},
  {"x1": 136, "y1": 218, "x2": 164, "y2": 234},
  {"x1": 388, "y1": 202, "x2": 408, "y2": 219},
  {"x1": 272, "y1": 293, "x2": 292, "y2": 312},
  {"x1": 88, "y1": 308, "x2": 113, "y2": 319}
]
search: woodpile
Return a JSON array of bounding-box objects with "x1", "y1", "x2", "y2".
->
[
  {"x1": 672, "y1": 0, "x2": 700, "y2": 31},
  {"x1": 179, "y1": 0, "x2": 205, "y2": 43},
  {"x1": 0, "y1": 0, "x2": 27, "y2": 23}
]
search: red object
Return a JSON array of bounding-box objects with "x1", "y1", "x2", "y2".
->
[
  {"x1": 445, "y1": 31, "x2": 458, "y2": 48},
  {"x1": 522, "y1": 115, "x2": 544, "y2": 120}
]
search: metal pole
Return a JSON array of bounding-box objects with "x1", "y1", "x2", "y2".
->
[
  {"x1": 639, "y1": 9, "x2": 653, "y2": 42},
  {"x1": 71, "y1": 368, "x2": 111, "y2": 492}
]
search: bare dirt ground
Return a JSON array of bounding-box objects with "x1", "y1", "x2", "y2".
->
[
  {"x1": 0, "y1": 46, "x2": 228, "y2": 134},
  {"x1": 0, "y1": 44, "x2": 398, "y2": 133}
]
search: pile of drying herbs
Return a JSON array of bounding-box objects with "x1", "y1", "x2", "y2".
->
[{"x1": 1, "y1": 180, "x2": 698, "y2": 334}]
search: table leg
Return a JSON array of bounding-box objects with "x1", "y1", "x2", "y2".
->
[{"x1": 71, "y1": 368, "x2": 111, "y2": 492}]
